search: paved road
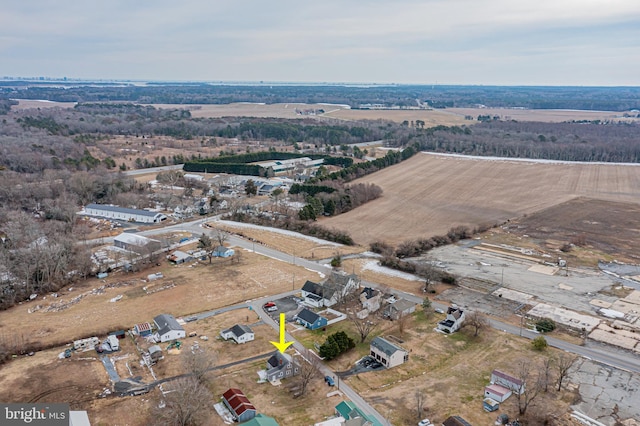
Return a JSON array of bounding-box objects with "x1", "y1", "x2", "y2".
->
[{"x1": 139, "y1": 218, "x2": 640, "y2": 375}]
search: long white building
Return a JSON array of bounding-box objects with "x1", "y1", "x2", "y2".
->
[{"x1": 84, "y1": 204, "x2": 166, "y2": 223}]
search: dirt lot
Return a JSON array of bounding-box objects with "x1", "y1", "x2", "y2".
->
[
  {"x1": 497, "y1": 197, "x2": 640, "y2": 265},
  {"x1": 0, "y1": 248, "x2": 321, "y2": 349},
  {"x1": 446, "y1": 107, "x2": 640, "y2": 123},
  {"x1": 321, "y1": 153, "x2": 640, "y2": 247}
]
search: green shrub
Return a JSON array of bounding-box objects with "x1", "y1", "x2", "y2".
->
[
  {"x1": 535, "y1": 318, "x2": 556, "y2": 333},
  {"x1": 531, "y1": 336, "x2": 548, "y2": 351}
]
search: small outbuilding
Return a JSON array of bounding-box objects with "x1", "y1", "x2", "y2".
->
[
  {"x1": 135, "y1": 323, "x2": 153, "y2": 337},
  {"x1": 295, "y1": 308, "x2": 328, "y2": 330},
  {"x1": 484, "y1": 384, "x2": 511, "y2": 403},
  {"x1": 213, "y1": 246, "x2": 235, "y2": 258},
  {"x1": 167, "y1": 250, "x2": 193, "y2": 264},
  {"x1": 148, "y1": 345, "x2": 163, "y2": 362}
]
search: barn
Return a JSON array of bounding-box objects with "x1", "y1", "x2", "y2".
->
[{"x1": 222, "y1": 388, "x2": 256, "y2": 423}]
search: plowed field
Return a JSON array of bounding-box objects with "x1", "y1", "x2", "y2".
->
[{"x1": 321, "y1": 153, "x2": 640, "y2": 246}]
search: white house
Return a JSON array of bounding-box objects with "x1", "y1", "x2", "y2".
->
[
  {"x1": 360, "y1": 287, "x2": 382, "y2": 313},
  {"x1": 220, "y1": 324, "x2": 254, "y2": 344},
  {"x1": 437, "y1": 306, "x2": 466, "y2": 333},
  {"x1": 370, "y1": 336, "x2": 409, "y2": 368},
  {"x1": 84, "y1": 203, "x2": 166, "y2": 223},
  {"x1": 301, "y1": 272, "x2": 359, "y2": 308},
  {"x1": 153, "y1": 314, "x2": 186, "y2": 342}
]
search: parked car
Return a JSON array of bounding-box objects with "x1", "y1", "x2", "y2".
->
[
  {"x1": 324, "y1": 375, "x2": 335, "y2": 386},
  {"x1": 434, "y1": 308, "x2": 445, "y2": 314},
  {"x1": 263, "y1": 302, "x2": 278, "y2": 312},
  {"x1": 185, "y1": 316, "x2": 198, "y2": 322},
  {"x1": 418, "y1": 420, "x2": 432, "y2": 426}
]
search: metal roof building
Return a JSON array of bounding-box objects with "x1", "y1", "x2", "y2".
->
[{"x1": 84, "y1": 203, "x2": 167, "y2": 223}]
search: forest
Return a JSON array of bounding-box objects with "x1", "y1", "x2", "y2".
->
[{"x1": 3, "y1": 81, "x2": 640, "y2": 111}]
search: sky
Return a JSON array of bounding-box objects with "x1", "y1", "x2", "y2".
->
[{"x1": 1, "y1": 0, "x2": 640, "y2": 86}]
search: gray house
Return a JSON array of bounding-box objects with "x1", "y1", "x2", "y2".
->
[
  {"x1": 265, "y1": 351, "x2": 300, "y2": 382},
  {"x1": 383, "y1": 299, "x2": 416, "y2": 320}
]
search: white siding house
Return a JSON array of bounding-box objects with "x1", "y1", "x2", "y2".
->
[
  {"x1": 153, "y1": 314, "x2": 186, "y2": 342},
  {"x1": 437, "y1": 306, "x2": 466, "y2": 333},
  {"x1": 220, "y1": 325, "x2": 255, "y2": 344},
  {"x1": 370, "y1": 337, "x2": 409, "y2": 368}
]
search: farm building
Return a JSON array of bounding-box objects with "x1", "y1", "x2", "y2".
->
[
  {"x1": 370, "y1": 336, "x2": 409, "y2": 368},
  {"x1": 295, "y1": 308, "x2": 328, "y2": 330},
  {"x1": 84, "y1": 203, "x2": 166, "y2": 223},
  {"x1": 220, "y1": 324, "x2": 255, "y2": 344},
  {"x1": 442, "y1": 416, "x2": 473, "y2": 426},
  {"x1": 113, "y1": 233, "x2": 161, "y2": 254},
  {"x1": 383, "y1": 299, "x2": 416, "y2": 320},
  {"x1": 213, "y1": 246, "x2": 235, "y2": 258},
  {"x1": 265, "y1": 351, "x2": 300, "y2": 382},
  {"x1": 222, "y1": 388, "x2": 256, "y2": 423},
  {"x1": 135, "y1": 322, "x2": 153, "y2": 337},
  {"x1": 437, "y1": 306, "x2": 466, "y2": 333},
  {"x1": 153, "y1": 314, "x2": 186, "y2": 342},
  {"x1": 167, "y1": 250, "x2": 193, "y2": 264},
  {"x1": 240, "y1": 414, "x2": 280, "y2": 426}
]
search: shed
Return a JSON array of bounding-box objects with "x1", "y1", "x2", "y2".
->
[
  {"x1": 442, "y1": 416, "x2": 473, "y2": 426},
  {"x1": 135, "y1": 323, "x2": 153, "y2": 337},
  {"x1": 240, "y1": 414, "x2": 279, "y2": 426},
  {"x1": 483, "y1": 398, "x2": 500, "y2": 412},
  {"x1": 167, "y1": 250, "x2": 193, "y2": 264},
  {"x1": 485, "y1": 384, "x2": 511, "y2": 403},
  {"x1": 222, "y1": 388, "x2": 256, "y2": 423},
  {"x1": 295, "y1": 308, "x2": 328, "y2": 330},
  {"x1": 148, "y1": 345, "x2": 163, "y2": 361},
  {"x1": 109, "y1": 330, "x2": 126, "y2": 340}
]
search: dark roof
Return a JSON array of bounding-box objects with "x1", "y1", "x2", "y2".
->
[
  {"x1": 370, "y1": 336, "x2": 406, "y2": 356},
  {"x1": 85, "y1": 203, "x2": 160, "y2": 218},
  {"x1": 267, "y1": 351, "x2": 291, "y2": 371},
  {"x1": 153, "y1": 314, "x2": 184, "y2": 336},
  {"x1": 296, "y1": 308, "x2": 320, "y2": 325},
  {"x1": 361, "y1": 287, "x2": 377, "y2": 299},
  {"x1": 230, "y1": 324, "x2": 253, "y2": 337},
  {"x1": 302, "y1": 280, "x2": 338, "y2": 300},
  {"x1": 442, "y1": 416, "x2": 473, "y2": 426},
  {"x1": 447, "y1": 306, "x2": 464, "y2": 319}
]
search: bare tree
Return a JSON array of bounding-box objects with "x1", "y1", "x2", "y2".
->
[
  {"x1": 348, "y1": 313, "x2": 378, "y2": 343},
  {"x1": 296, "y1": 349, "x2": 322, "y2": 397},
  {"x1": 464, "y1": 311, "x2": 488, "y2": 337},
  {"x1": 153, "y1": 377, "x2": 212, "y2": 426},
  {"x1": 514, "y1": 358, "x2": 541, "y2": 415},
  {"x1": 197, "y1": 233, "x2": 214, "y2": 263},
  {"x1": 182, "y1": 348, "x2": 217, "y2": 385},
  {"x1": 415, "y1": 388, "x2": 426, "y2": 419},
  {"x1": 397, "y1": 311, "x2": 408, "y2": 337},
  {"x1": 556, "y1": 353, "x2": 576, "y2": 391},
  {"x1": 541, "y1": 357, "x2": 553, "y2": 393},
  {"x1": 213, "y1": 229, "x2": 228, "y2": 247}
]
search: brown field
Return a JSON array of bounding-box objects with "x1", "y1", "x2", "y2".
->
[
  {"x1": 321, "y1": 153, "x2": 640, "y2": 247},
  {"x1": 149, "y1": 102, "x2": 344, "y2": 120},
  {"x1": 322, "y1": 108, "x2": 468, "y2": 125},
  {"x1": 13, "y1": 100, "x2": 76, "y2": 110},
  {"x1": 0, "y1": 248, "x2": 320, "y2": 349},
  {"x1": 447, "y1": 107, "x2": 640, "y2": 123}
]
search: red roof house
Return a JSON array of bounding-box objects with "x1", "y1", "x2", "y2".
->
[{"x1": 222, "y1": 388, "x2": 256, "y2": 423}]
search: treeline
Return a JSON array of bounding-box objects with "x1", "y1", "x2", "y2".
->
[
  {"x1": 407, "y1": 121, "x2": 640, "y2": 163},
  {"x1": 4, "y1": 83, "x2": 640, "y2": 111},
  {"x1": 184, "y1": 151, "x2": 354, "y2": 177},
  {"x1": 297, "y1": 183, "x2": 383, "y2": 220},
  {"x1": 371, "y1": 224, "x2": 499, "y2": 283},
  {"x1": 225, "y1": 211, "x2": 354, "y2": 245},
  {"x1": 0, "y1": 99, "x2": 18, "y2": 115}
]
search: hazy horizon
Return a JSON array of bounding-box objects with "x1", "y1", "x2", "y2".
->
[{"x1": 2, "y1": 1, "x2": 639, "y2": 86}]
